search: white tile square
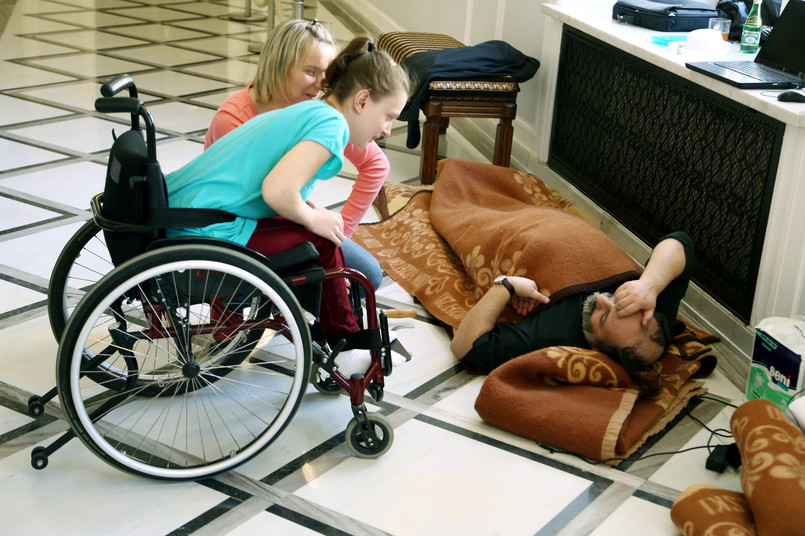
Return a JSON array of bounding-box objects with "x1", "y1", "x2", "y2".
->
[
  {"x1": 183, "y1": 59, "x2": 257, "y2": 84},
  {"x1": 111, "y1": 22, "x2": 210, "y2": 42},
  {"x1": 0, "y1": 405, "x2": 33, "y2": 436},
  {"x1": 0, "y1": 220, "x2": 85, "y2": 280},
  {"x1": 0, "y1": 35, "x2": 78, "y2": 60},
  {"x1": 0, "y1": 138, "x2": 67, "y2": 172},
  {"x1": 106, "y1": 44, "x2": 220, "y2": 67},
  {"x1": 146, "y1": 101, "x2": 216, "y2": 133},
  {"x1": 38, "y1": 10, "x2": 141, "y2": 28},
  {"x1": 590, "y1": 496, "x2": 677, "y2": 536},
  {"x1": 17, "y1": 80, "x2": 158, "y2": 112},
  {"x1": 8, "y1": 116, "x2": 137, "y2": 154},
  {"x1": 295, "y1": 419, "x2": 592, "y2": 536},
  {"x1": 649, "y1": 405, "x2": 742, "y2": 493},
  {"x1": 35, "y1": 29, "x2": 149, "y2": 50},
  {"x1": 171, "y1": 16, "x2": 261, "y2": 36},
  {"x1": 0, "y1": 60, "x2": 76, "y2": 90},
  {"x1": 109, "y1": 5, "x2": 201, "y2": 22},
  {"x1": 0, "y1": 438, "x2": 227, "y2": 536},
  {"x1": 170, "y1": 1, "x2": 233, "y2": 17},
  {"x1": 0, "y1": 160, "x2": 105, "y2": 210},
  {"x1": 0, "y1": 94, "x2": 72, "y2": 126},
  {"x1": 0, "y1": 279, "x2": 46, "y2": 315},
  {"x1": 26, "y1": 53, "x2": 153, "y2": 78},
  {"x1": 226, "y1": 511, "x2": 321, "y2": 536},
  {"x1": 177, "y1": 36, "x2": 256, "y2": 58},
  {"x1": 128, "y1": 70, "x2": 236, "y2": 96}
]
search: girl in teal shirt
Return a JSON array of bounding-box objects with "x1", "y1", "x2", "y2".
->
[{"x1": 165, "y1": 37, "x2": 409, "y2": 374}]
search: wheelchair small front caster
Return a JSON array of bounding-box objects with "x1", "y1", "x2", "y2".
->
[
  {"x1": 31, "y1": 447, "x2": 48, "y2": 470},
  {"x1": 28, "y1": 395, "x2": 44, "y2": 418},
  {"x1": 345, "y1": 413, "x2": 393, "y2": 458}
]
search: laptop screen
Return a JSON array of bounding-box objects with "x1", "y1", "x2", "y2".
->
[{"x1": 756, "y1": 0, "x2": 805, "y2": 78}]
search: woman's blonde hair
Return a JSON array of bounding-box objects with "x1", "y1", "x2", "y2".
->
[
  {"x1": 322, "y1": 36, "x2": 410, "y2": 104},
  {"x1": 251, "y1": 19, "x2": 336, "y2": 103}
]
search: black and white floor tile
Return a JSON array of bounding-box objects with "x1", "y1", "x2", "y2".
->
[{"x1": 0, "y1": 0, "x2": 746, "y2": 534}]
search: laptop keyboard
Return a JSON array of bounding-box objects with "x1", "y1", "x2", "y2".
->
[{"x1": 715, "y1": 61, "x2": 802, "y2": 82}]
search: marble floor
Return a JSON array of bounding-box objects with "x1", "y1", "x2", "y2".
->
[{"x1": 0, "y1": 0, "x2": 748, "y2": 534}]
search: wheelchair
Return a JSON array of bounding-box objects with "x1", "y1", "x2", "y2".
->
[{"x1": 29, "y1": 75, "x2": 399, "y2": 481}]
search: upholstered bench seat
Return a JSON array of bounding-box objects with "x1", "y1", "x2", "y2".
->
[{"x1": 378, "y1": 32, "x2": 523, "y2": 184}]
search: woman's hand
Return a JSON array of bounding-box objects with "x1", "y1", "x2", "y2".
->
[
  {"x1": 507, "y1": 276, "x2": 550, "y2": 316},
  {"x1": 306, "y1": 207, "x2": 345, "y2": 246}
]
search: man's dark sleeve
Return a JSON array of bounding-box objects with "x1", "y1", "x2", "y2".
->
[
  {"x1": 653, "y1": 231, "x2": 697, "y2": 324},
  {"x1": 460, "y1": 318, "x2": 537, "y2": 374}
]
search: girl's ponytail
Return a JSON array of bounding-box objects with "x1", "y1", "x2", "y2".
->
[{"x1": 323, "y1": 36, "x2": 409, "y2": 103}]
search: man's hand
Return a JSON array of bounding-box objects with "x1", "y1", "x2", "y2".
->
[
  {"x1": 451, "y1": 276, "x2": 548, "y2": 360},
  {"x1": 613, "y1": 279, "x2": 657, "y2": 326},
  {"x1": 508, "y1": 276, "x2": 550, "y2": 316}
]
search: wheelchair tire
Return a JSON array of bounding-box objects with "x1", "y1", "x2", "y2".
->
[
  {"x1": 57, "y1": 243, "x2": 311, "y2": 480},
  {"x1": 48, "y1": 220, "x2": 112, "y2": 342}
]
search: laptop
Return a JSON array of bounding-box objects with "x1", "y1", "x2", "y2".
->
[{"x1": 685, "y1": 0, "x2": 805, "y2": 89}]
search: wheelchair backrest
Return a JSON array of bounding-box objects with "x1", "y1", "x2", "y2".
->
[
  {"x1": 102, "y1": 127, "x2": 160, "y2": 267},
  {"x1": 94, "y1": 75, "x2": 234, "y2": 268}
]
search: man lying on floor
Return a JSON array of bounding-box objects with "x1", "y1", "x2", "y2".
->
[{"x1": 449, "y1": 231, "x2": 696, "y2": 387}]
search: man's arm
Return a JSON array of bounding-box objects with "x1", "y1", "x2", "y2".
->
[
  {"x1": 450, "y1": 276, "x2": 549, "y2": 359},
  {"x1": 613, "y1": 237, "x2": 687, "y2": 325}
]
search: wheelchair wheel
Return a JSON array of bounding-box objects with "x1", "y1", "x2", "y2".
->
[
  {"x1": 57, "y1": 244, "x2": 311, "y2": 480},
  {"x1": 48, "y1": 220, "x2": 112, "y2": 341}
]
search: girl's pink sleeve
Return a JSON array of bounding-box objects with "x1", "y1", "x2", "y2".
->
[{"x1": 340, "y1": 141, "x2": 389, "y2": 237}]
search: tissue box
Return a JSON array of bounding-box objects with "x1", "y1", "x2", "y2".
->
[{"x1": 747, "y1": 321, "x2": 805, "y2": 412}]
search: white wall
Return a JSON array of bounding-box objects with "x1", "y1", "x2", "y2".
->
[{"x1": 349, "y1": 0, "x2": 549, "y2": 163}]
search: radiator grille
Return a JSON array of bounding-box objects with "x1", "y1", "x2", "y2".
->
[{"x1": 548, "y1": 27, "x2": 784, "y2": 323}]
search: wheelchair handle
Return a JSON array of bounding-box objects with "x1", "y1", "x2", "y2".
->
[
  {"x1": 94, "y1": 97, "x2": 157, "y2": 164},
  {"x1": 95, "y1": 96, "x2": 141, "y2": 115},
  {"x1": 101, "y1": 74, "x2": 137, "y2": 98}
]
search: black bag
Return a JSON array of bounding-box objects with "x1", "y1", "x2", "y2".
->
[{"x1": 613, "y1": 0, "x2": 720, "y2": 31}]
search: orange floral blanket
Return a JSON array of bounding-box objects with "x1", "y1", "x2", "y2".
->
[{"x1": 353, "y1": 159, "x2": 640, "y2": 327}]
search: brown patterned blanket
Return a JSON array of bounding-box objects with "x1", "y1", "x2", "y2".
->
[
  {"x1": 353, "y1": 159, "x2": 640, "y2": 327},
  {"x1": 353, "y1": 159, "x2": 718, "y2": 463}
]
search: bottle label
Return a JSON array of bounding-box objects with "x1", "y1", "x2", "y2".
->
[{"x1": 742, "y1": 31, "x2": 760, "y2": 46}]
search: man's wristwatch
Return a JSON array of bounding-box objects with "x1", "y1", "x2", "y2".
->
[{"x1": 494, "y1": 275, "x2": 515, "y2": 296}]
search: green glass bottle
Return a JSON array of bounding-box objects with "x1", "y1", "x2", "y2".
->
[{"x1": 740, "y1": 0, "x2": 763, "y2": 53}]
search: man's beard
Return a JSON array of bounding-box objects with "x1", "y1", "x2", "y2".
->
[{"x1": 581, "y1": 292, "x2": 612, "y2": 346}]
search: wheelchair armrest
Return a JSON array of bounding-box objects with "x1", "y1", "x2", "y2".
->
[
  {"x1": 266, "y1": 242, "x2": 320, "y2": 274},
  {"x1": 91, "y1": 193, "x2": 154, "y2": 234}
]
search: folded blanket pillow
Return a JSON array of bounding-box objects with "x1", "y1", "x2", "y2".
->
[
  {"x1": 474, "y1": 343, "x2": 709, "y2": 464},
  {"x1": 731, "y1": 399, "x2": 805, "y2": 536},
  {"x1": 670, "y1": 485, "x2": 757, "y2": 536}
]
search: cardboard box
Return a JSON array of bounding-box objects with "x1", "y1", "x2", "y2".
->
[{"x1": 746, "y1": 326, "x2": 805, "y2": 412}]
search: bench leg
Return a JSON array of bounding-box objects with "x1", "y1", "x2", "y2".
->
[
  {"x1": 372, "y1": 185, "x2": 390, "y2": 220},
  {"x1": 420, "y1": 106, "x2": 442, "y2": 185},
  {"x1": 493, "y1": 117, "x2": 514, "y2": 168}
]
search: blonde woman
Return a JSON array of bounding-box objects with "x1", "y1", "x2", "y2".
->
[{"x1": 205, "y1": 20, "x2": 388, "y2": 291}]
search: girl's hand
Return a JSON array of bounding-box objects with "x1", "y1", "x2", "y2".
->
[{"x1": 306, "y1": 207, "x2": 345, "y2": 246}]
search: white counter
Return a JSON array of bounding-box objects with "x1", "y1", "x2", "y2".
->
[{"x1": 538, "y1": 3, "x2": 805, "y2": 363}]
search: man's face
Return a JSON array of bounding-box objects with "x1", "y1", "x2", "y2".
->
[{"x1": 581, "y1": 292, "x2": 663, "y2": 364}]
